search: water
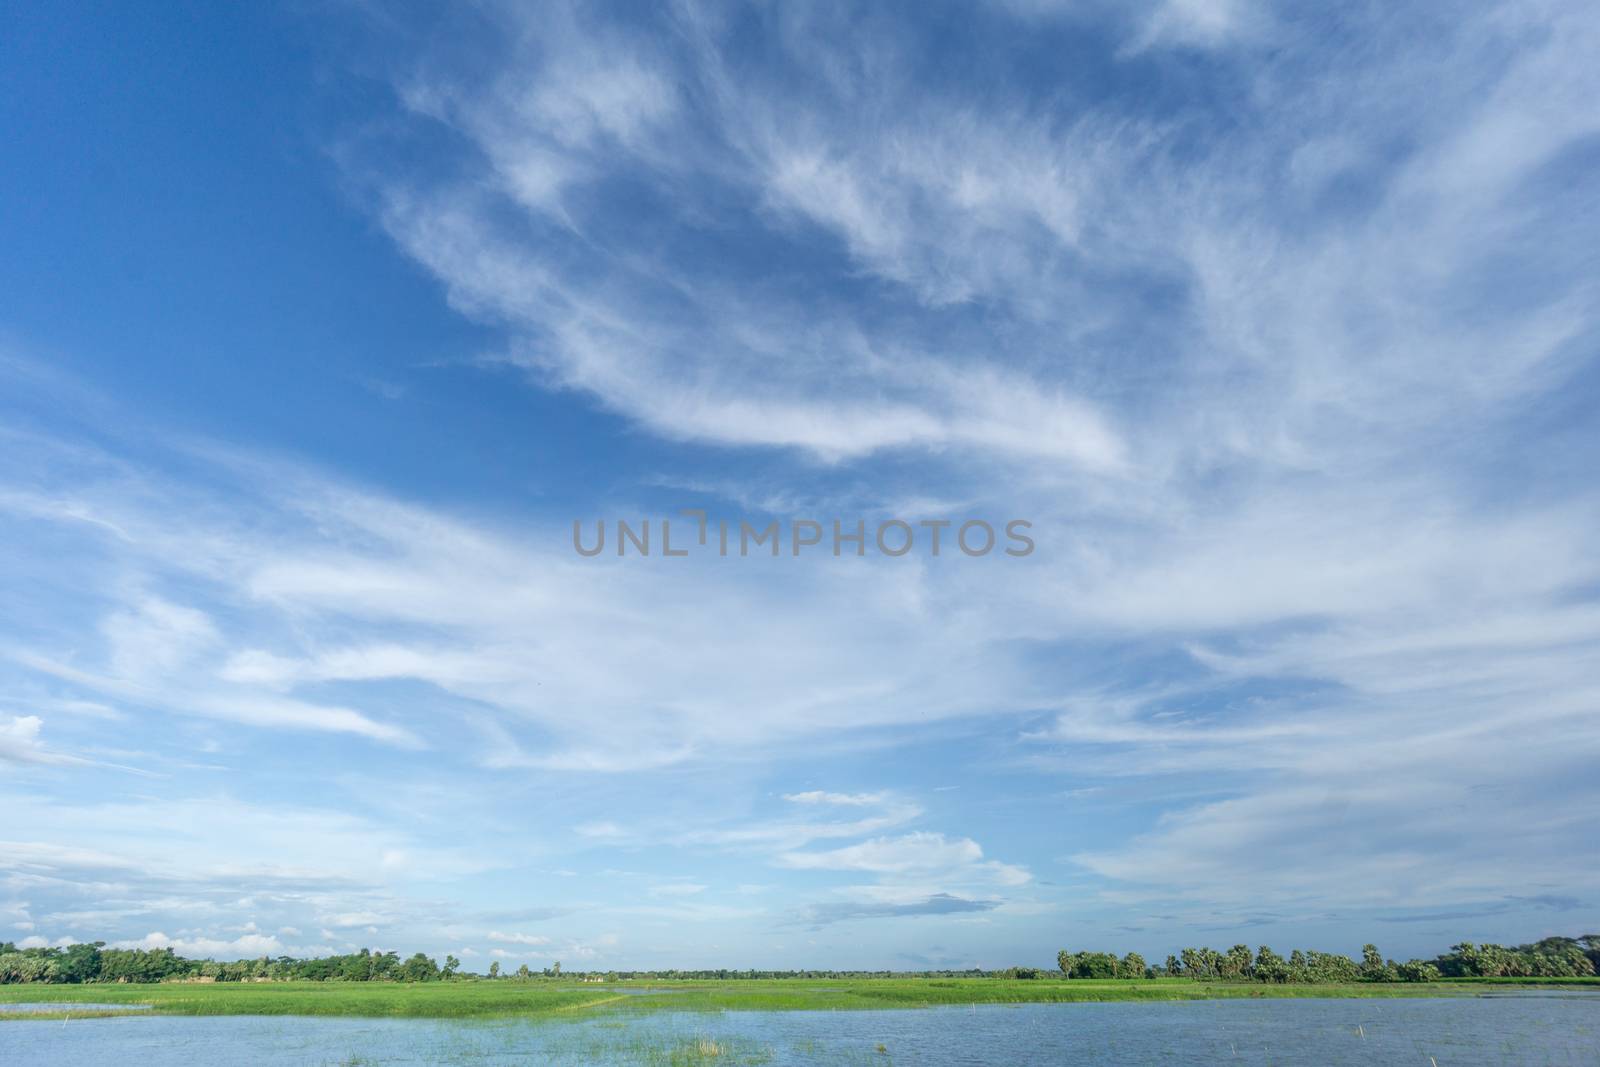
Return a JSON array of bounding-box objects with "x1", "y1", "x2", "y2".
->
[
  {"x1": 0, "y1": 1004, "x2": 150, "y2": 1015},
  {"x1": 2, "y1": 996, "x2": 1597, "y2": 1065}
]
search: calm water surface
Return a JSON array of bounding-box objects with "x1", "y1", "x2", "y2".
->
[
  {"x1": 2, "y1": 995, "x2": 1597, "y2": 1065},
  {"x1": 0, "y1": 1003, "x2": 150, "y2": 1015}
]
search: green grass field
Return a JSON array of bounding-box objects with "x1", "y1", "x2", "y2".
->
[{"x1": 5, "y1": 975, "x2": 1596, "y2": 1020}]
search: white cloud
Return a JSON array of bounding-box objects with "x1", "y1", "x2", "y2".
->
[
  {"x1": 17, "y1": 935, "x2": 75, "y2": 950},
  {"x1": 13, "y1": 649, "x2": 423, "y2": 749},
  {"x1": 1128, "y1": 0, "x2": 1261, "y2": 52},
  {"x1": 778, "y1": 832, "x2": 1032, "y2": 889},
  {"x1": 487, "y1": 931, "x2": 551, "y2": 946},
  {"x1": 116, "y1": 931, "x2": 285, "y2": 958},
  {"x1": 0, "y1": 792, "x2": 489, "y2": 918},
  {"x1": 101, "y1": 597, "x2": 218, "y2": 682},
  {"x1": 0, "y1": 435, "x2": 1075, "y2": 771},
  {"x1": 679, "y1": 801, "x2": 924, "y2": 852},
  {"x1": 0, "y1": 713, "x2": 142, "y2": 774},
  {"x1": 780, "y1": 833, "x2": 983, "y2": 874},
  {"x1": 367, "y1": 5, "x2": 1132, "y2": 470},
  {"x1": 0, "y1": 715, "x2": 67, "y2": 766},
  {"x1": 783, "y1": 791, "x2": 886, "y2": 807}
]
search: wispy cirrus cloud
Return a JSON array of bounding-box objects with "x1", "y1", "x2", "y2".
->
[{"x1": 782, "y1": 791, "x2": 887, "y2": 807}]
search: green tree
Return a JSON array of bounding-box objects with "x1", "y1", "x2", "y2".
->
[
  {"x1": 488, "y1": 961, "x2": 500, "y2": 979},
  {"x1": 1397, "y1": 959, "x2": 1440, "y2": 982},
  {"x1": 1067, "y1": 952, "x2": 1118, "y2": 979},
  {"x1": 399, "y1": 952, "x2": 440, "y2": 982},
  {"x1": 57, "y1": 942, "x2": 104, "y2": 984},
  {"x1": 0, "y1": 952, "x2": 59, "y2": 983},
  {"x1": 1306, "y1": 950, "x2": 1358, "y2": 983},
  {"x1": 1120, "y1": 952, "x2": 1147, "y2": 979},
  {"x1": 1359, "y1": 944, "x2": 1396, "y2": 982},
  {"x1": 1253, "y1": 946, "x2": 1288, "y2": 983}
]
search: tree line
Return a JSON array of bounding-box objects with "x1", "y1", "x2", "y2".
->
[
  {"x1": 0, "y1": 945, "x2": 471, "y2": 985},
  {"x1": 1, "y1": 934, "x2": 1596, "y2": 985},
  {"x1": 1055, "y1": 936, "x2": 1600, "y2": 983},
  {"x1": 0, "y1": 944, "x2": 1077, "y2": 985}
]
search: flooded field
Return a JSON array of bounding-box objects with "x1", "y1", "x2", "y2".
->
[{"x1": 4, "y1": 994, "x2": 1597, "y2": 1065}]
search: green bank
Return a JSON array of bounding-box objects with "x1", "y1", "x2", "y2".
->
[{"x1": 5, "y1": 976, "x2": 1597, "y2": 1020}]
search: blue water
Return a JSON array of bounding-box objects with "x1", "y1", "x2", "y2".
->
[
  {"x1": 0, "y1": 1003, "x2": 150, "y2": 1014},
  {"x1": 2, "y1": 996, "x2": 1597, "y2": 1064}
]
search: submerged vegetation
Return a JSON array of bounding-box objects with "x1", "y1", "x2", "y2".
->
[
  {"x1": 0, "y1": 980, "x2": 621, "y2": 1017},
  {"x1": 0, "y1": 974, "x2": 1562, "y2": 1021}
]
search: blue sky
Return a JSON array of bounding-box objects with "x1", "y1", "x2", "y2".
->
[{"x1": 2, "y1": 0, "x2": 1598, "y2": 970}]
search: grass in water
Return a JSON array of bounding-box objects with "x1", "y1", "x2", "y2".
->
[{"x1": 1, "y1": 975, "x2": 1595, "y2": 1021}]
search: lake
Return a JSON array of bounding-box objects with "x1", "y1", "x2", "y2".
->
[{"x1": 2, "y1": 995, "x2": 1597, "y2": 1064}]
